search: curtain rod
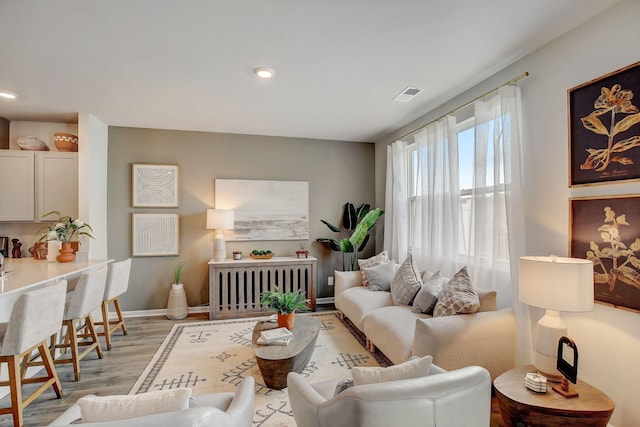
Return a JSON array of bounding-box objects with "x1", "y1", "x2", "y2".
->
[{"x1": 396, "y1": 71, "x2": 529, "y2": 141}]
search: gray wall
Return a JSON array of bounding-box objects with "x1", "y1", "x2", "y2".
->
[{"x1": 108, "y1": 127, "x2": 375, "y2": 311}]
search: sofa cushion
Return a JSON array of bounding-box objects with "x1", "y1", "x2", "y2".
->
[
  {"x1": 358, "y1": 250, "x2": 389, "y2": 287},
  {"x1": 477, "y1": 288, "x2": 497, "y2": 312},
  {"x1": 77, "y1": 388, "x2": 192, "y2": 423},
  {"x1": 433, "y1": 266, "x2": 480, "y2": 317},
  {"x1": 412, "y1": 270, "x2": 443, "y2": 314},
  {"x1": 391, "y1": 255, "x2": 422, "y2": 306},
  {"x1": 362, "y1": 305, "x2": 430, "y2": 364},
  {"x1": 338, "y1": 286, "x2": 393, "y2": 331},
  {"x1": 364, "y1": 261, "x2": 396, "y2": 291},
  {"x1": 351, "y1": 355, "x2": 433, "y2": 385}
]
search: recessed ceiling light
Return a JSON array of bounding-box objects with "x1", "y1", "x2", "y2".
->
[
  {"x1": 0, "y1": 91, "x2": 17, "y2": 99},
  {"x1": 254, "y1": 67, "x2": 275, "y2": 79}
]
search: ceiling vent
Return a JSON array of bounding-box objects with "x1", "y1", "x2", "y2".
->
[{"x1": 393, "y1": 87, "x2": 423, "y2": 102}]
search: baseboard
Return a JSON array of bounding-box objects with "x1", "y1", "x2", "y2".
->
[
  {"x1": 316, "y1": 297, "x2": 335, "y2": 305},
  {"x1": 116, "y1": 305, "x2": 210, "y2": 319}
]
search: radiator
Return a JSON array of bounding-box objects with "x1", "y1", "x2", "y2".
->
[{"x1": 208, "y1": 256, "x2": 317, "y2": 319}]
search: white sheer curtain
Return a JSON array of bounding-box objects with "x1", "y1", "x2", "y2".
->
[{"x1": 384, "y1": 85, "x2": 531, "y2": 365}]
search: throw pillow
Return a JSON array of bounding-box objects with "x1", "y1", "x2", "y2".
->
[
  {"x1": 77, "y1": 388, "x2": 192, "y2": 423},
  {"x1": 364, "y1": 261, "x2": 396, "y2": 291},
  {"x1": 333, "y1": 378, "x2": 355, "y2": 396},
  {"x1": 433, "y1": 266, "x2": 480, "y2": 317},
  {"x1": 390, "y1": 255, "x2": 423, "y2": 306},
  {"x1": 412, "y1": 270, "x2": 443, "y2": 314},
  {"x1": 358, "y1": 250, "x2": 389, "y2": 287},
  {"x1": 351, "y1": 355, "x2": 433, "y2": 386},
  {"x1": 476, "y1": 288, "x2": 497, "y2": 312}
]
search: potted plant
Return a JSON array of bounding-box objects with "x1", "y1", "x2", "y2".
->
[
  {"x1": 260, "y1": 287, "x2": 310, "y2": 330},
  {"x1": 37, "y1": 210, "x2": 94, "y2": 263},
  {"x1": 167, "y1": 261, "x2": 188, "y2": 320},
  {"x1": 316, "y1": 203, "x2": 384, "y2": 270}
]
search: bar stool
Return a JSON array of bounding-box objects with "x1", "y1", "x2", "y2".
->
[
  {"x1": 52, "y1": 268, "x2": 108, "y2": 382},
  {"x1": 96, "y1": 258, "x2": 131, "y2": 350},
  {"x1": 0, "y1": 280, "x2": 67, "y2": 427}
]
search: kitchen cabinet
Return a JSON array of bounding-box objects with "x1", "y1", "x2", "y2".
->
[{"x1": 0, "y1": 150, "x2": 77, "y2": 221}]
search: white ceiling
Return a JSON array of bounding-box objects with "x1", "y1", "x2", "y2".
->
[{"x1": 0, "y1": 0, "x2": 622, "y2": 143}]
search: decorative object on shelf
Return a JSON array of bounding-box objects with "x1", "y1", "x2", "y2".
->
[
  {"x1": 11, "y1": 238, "x2": 22, "y2": 258},
  {"x1": 317, "y1": 202, "x2": 384, "y2": 271},
  {"x1": 569, "y1": 61, "x2": 640, "y2": 187},
  {"x1": 0, "y1": 236, "x2": 8, "y2": 258},
  {"x1": 132, "y1": 164, "x2": 179, "y2": 207},
  {"x1": 250, "y1": 249, "x2": 273, "y2": 259},
  {"x1": 553, "y1": 336, "x2": 580, "y2": 398},
  {"x1": 53, "y1": 132, "x2": 78, "y2": 152},
  {"x1": 17, "y1": 135, "x2": 49, "y2": 151},
  {"x1": 570, "y1": 194, "x2": 640, "y2": 312},
  {"x1": 233, "y1": 250, "x2": 242, "y2": 260},
  {"x1": 296, "y1": 244, "x2": 309, "y2": 258},
  {"x1": 29, "y1": 242, "x2": 47, "y2": 260},
  {"x1": 215, "y1": 179, "x2": 309, "y2": 241},
  {"x1": 260, "y1": 287, "x2": 309, "y2": 330},
  {"x1": 37, "y1": 210, "x2": 94, "y2": 263},
  {"x1": 167, "y1": 261, "x2": 188, "y2": 320},
  {"x1": 206, "y1": 209, "x2": 234, "y2": 261},
  {"x1": 132, "y1": 213, "x2": 179, "y2": 256},
  {"x1": 519, "y1": 255, "x2": 594, "y2": 381},
  {"x1": 47, "y1": 240, "x2": 60, "y2": 263}
]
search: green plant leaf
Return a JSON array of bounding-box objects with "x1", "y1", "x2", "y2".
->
[
  {"x1": 316, "y1": 238, "x2": 341, "y2": 252},
  {"x1": 320, "y1": 219, "x2": 341, "y2": 233},
  {"x1": 356, "y1": 203, "x2": 371, "y2": 220},
  {"x1": 349, "y1": 208, "x2": 384, "y2": 247},
  {"x1": 342, "y1": 203, "x2": 357, "y2": 230},
  {"x1": 339, "y1": 238, "x2": 354, "y2": 253},
  {"x1": 357, "y1": 233, "x2": 370, "y2": 252}
]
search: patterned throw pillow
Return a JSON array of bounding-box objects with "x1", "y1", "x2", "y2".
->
[
  {"x1": 390, "y1": 255, "x2": 423, "y2": 306},
  {"x1": 433, "y1": 266, "x2": 480, "y2": 317},
  {"x1": 412, "y1": 270, "x2": 443, "y2": 314},
  {"x1": 358, "y1": 251, "x2": 389, "y2": 287}
]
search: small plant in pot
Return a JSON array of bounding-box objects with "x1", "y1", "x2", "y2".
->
[
  {"x1": 260, "y1": 287, "x2": 310, "y2": 330},
  {"x1": 167, "y1": 261, "x2": 188, "y2": 320}
]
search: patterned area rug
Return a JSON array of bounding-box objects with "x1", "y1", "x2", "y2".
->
[{"x1": 130, "y1": 312, "x2": 384, "y2": 426}]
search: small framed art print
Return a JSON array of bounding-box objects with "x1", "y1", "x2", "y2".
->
[{"x1": 132, "y1": 164, "x2": 179, "y2": 207}]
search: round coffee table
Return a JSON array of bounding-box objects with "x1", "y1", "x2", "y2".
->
[
  {"x1": 252, "y1": 315, "x2": 321, "y2": 389},
  {"x1": 494, "y1": 365, "x2": 614, "y2": 426}
]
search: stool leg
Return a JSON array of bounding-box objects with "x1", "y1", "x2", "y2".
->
[
  {"x1": 86, "y1": 314, "x2": 103, "y2": 359},
  {"x1": 38, "y1": 343, "x2": 63, "y2": 399},
  {"x1": 7, "y1": 355, "x2": 24, "y2": 427},
  {"x1": 114, "y1": 298, "x2": 127, "y2": 335},
  {"x1": 67, "y1": 319, "x2": 81, "y2": 382},
  {"x1": 101, "y1": 300, "x2": 112, "y2": 350}
]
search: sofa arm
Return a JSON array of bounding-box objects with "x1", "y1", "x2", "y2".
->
[
  {"x1": 412, "y1": 308, "x2": 516, "y2": 381},
  {"x1": 334, "y1": 270, "x2": 363, "y2": 297}
]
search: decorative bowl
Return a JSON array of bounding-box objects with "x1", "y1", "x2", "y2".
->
[
  {"x1": 54, "y1": 133, "x2": 78, "y2": 152},
  {"x1": 250, "y1": 253, "x2": 274, "y2": 259},
  {"x1": 17, "y1": 136, "x2": 49, "y2": 151}
]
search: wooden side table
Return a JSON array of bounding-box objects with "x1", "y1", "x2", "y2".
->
[{"x1": 494, "y1": 365, "x2": 614, "y2": 426}]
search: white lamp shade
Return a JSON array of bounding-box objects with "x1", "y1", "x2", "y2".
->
[
  {"x1": 519, "y1": 256, "x2": 594, "y2": 312},
  {"x1": 207, "y1": 209, "x2": 234, "y2": 230}
]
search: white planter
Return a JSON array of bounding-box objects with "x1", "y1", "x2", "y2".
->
[
  {"x1": 47, "y1": 240, "x2": 60, "y2": 263},
  {"x1": 167, "y1": 283, "x2": 188, "y2": 320}
]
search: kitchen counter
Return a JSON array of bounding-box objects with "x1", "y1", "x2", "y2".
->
[{"x1": 0, "y1": 257, "x2": 112, "y2": 320}]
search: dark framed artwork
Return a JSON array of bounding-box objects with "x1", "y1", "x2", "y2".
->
[
  {"x1": 570, "y1": 195, "x2": 640, "y2": 312},
  {"x1": 568, "y1": 61, "x2": 640, "y2": 187}
]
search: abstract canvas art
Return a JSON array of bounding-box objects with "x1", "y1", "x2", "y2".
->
[
  {"x1": 132, "y1": 164, "x2": 179, "y2": 207},
  {"x1": 132, "y1": 213, "x2": 180, "y2": 256},
  {"x1": 215, "y1": 179, "x2": 309, "y2": 241}
]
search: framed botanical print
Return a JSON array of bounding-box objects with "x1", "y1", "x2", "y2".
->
[
  {"x1": 568, "y1": 61, "x2": 640, "y2": 187},
  {"x1": 570, "y1": 195, "x2": 640, "y2": 312},
  {"x1": 132, "y1": 164, "x2": 179, "y2": 207},
  {"x1": 132, "y1": 213, "x2": 180, "y2": 256}
]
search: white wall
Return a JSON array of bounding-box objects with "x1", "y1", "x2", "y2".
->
[{"x1": 376, "y1": 1, "x2": 639, "y2": 425}]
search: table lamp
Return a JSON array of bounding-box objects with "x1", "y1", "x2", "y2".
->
[
  {"x1": 519, "y1": 255, "x2": 593, "y2": 381},
  {"x1": 207, "y1": 209, "x2": 234, "y2": 261}
]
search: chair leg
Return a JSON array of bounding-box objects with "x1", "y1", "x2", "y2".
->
[
  {"x1": 101, "y1": 300, "x2": 112, "y2": 350},
  {"x1": 38, "y1": 343, "x2": 63, "y2": 399},
  {"x1": 86, "y1": 314, "x2": 103, "y2": 360},
  {"x1": 66, "y1": 319, "x2": 81, "y2": 382},
  {"x1": 113, "y1": 297, "x2": 127, "y2": 335},
  {"x1": 7, "y1": 355, "x2": 24, "y2": 427}
]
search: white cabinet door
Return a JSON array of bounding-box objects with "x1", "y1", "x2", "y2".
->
[
  {"x1": 35, "y1": 152, "x2": 78, "y2": 220},
  {"x1": 0, "y1": 150, "x2": 35, "y2": 221}
]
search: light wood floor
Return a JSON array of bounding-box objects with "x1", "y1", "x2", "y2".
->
[
  {"x1": 1, "y1": 312, "x2": 505, "y2": 427},
  {"x1": 0, "y1": 313, "x2": 208, "y2": 427}
]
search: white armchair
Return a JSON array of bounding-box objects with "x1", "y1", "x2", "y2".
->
[
  {"x1": 48, "y1": 376, "x2": 255, "y2": 427},
  {"x1": 287, "y1": 365, "x2": 491, "y2": 427}
]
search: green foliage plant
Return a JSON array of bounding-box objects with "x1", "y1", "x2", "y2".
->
[
  {"x1": 260, "y1": 287, "x2": 310, "y2": 314},
  {"x1": 173, "y1": 261, "x2": 185, "y2": 285},
  {"x1": 316, "y1": 202, "x2": 384, "y2": 270}
]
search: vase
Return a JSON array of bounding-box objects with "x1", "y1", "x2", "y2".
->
[
  {"x1": 277, "y1": 312, "x2": 295, "y2": 330},
  {"x1": 56, "y1": 242, "x2": 75, "y2": 263},
  {"x1": 167, "y1": 283, "x2": 188, "y2": 320},
  {"x1": 47, "y1": 240, "x2": 60, "y2": 263}
]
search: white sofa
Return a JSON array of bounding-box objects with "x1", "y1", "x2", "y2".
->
[
  {"x1": 288, "y1": 364, "x2": 491, "y2": 427},
  {"x1": 335, "y1": 270, "x2": 516, "y2": 380}
]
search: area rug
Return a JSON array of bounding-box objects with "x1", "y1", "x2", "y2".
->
[{"x1": 130, "y1": 312, "x2": 385, "y2": 426}]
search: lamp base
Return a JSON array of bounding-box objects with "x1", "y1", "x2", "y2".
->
[
  {"x1": 533, "y1": 309, "x2": 566, "y2": 382},
  {"x1": 213, "y1": 230, "x2": 227, "y2": 261},
  {"x1": 552, "y1": 377, "x2": 579, "y2": 398}
]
